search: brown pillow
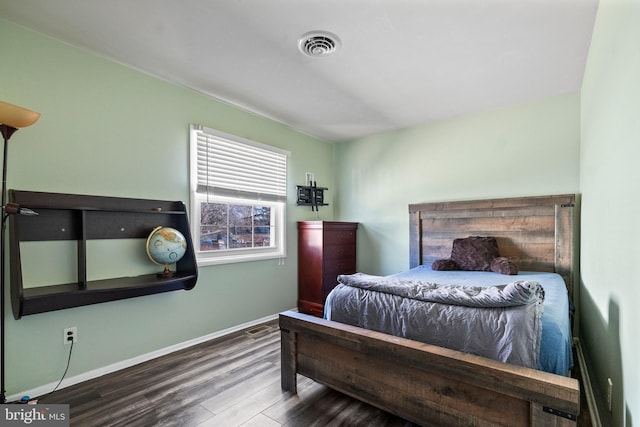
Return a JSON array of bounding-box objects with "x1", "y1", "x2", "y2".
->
[
  {"x1": 450, "y1": 236, "x2": 499, "y2": 271},
  {"x1": 431, "y1": 258, "x2": 459, "y2": 271},
  {"x1": 490, "y1": 256, "x2": 519, "y2": 275}
]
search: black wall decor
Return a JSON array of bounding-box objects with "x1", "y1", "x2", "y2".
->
[{"x1": 296, "y1": 182, "x2": 328, "y2": 211}]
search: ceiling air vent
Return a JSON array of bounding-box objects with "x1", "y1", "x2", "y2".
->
[{"x1": 298, "y1": 31, "x2": 340, "y2": 57}]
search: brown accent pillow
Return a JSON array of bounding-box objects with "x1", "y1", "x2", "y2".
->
[
  {"x1": 490, "y1": 256, "x2": 519, "y2": 275},
  {"x1": 431, "y1": 258, "x2": 459, "y2": 271},
  {"x1": 450, "y1": 236, "x2": 500, "y2": 271}
]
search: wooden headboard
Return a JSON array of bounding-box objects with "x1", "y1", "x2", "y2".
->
[{"x1": 409, "y1": 194, "x2": 577, "y2": 297}]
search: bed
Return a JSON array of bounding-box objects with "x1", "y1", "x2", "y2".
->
[
  {"x1": 280, "y1": 194, "x2": 580, "y2": 426},
  {"x1": 325, "y1": 267, "x2": 572, "y2": 376}
]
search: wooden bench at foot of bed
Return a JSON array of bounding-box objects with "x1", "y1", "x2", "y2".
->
[{"x1": 280, "y1": 310, "x2": 579, "y2": 427}]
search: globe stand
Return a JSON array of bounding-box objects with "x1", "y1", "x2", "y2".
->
[{"x1": 158, "y1": 264, "x2": 175, "y2": 278}]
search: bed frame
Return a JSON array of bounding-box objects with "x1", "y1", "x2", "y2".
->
[{"x1": 280, "y1": 194, "x2": 579, "y2": 426}]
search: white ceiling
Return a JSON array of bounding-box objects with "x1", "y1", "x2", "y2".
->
[{"x1": 0, "y1": 0, "x2": 598, "y2": 142}]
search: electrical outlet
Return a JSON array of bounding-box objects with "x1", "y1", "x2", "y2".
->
[
  {"x1": 607, "y1": 377, "x2": 613, "y2": 412},
  {"x1": 63, "y1": 327, "x2": 77, "y2": 345},
  {"x1": 305, "y1": 172, "x2": 315, "y2": 185}
]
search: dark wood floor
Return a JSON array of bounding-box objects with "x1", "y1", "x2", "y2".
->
[
  {"x1": 40, "y1": 319, "x2": 593, "y2": 427},
  {"x1": 40, "y1": 320, "x2": 413, "y2": 426}
]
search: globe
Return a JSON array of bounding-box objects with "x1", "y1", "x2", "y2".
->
[{"x1": 146, "y1": 226, "x2": 187, "y2": 277}]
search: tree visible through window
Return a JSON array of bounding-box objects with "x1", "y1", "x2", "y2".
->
[{"x1": 199, "y1": 203, "x2": 273, "y2": 250}]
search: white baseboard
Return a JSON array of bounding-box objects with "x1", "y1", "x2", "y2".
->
[
  {"x1": 8, "y1": 312, "x2": 285, "y2": 402},
  {"x1": 574, "y1": 337, "x2": 602, "y2": 427}
]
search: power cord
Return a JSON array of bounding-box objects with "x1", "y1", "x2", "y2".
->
[{"x1": 23, "y1": 340, "x2": 74, "y2": 403}]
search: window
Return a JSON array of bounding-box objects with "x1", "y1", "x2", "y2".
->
[{"x1": 190, "y1": 124, "x2": 288, "y2": 265}]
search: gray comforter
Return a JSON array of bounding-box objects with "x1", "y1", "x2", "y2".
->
[{"x1": 325, "y1": 273, "x2": 545, "y2": 369}]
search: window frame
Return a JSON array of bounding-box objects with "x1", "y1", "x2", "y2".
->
[{"x1": 189, "y1": 124, "x2": 288, "y2": 266}]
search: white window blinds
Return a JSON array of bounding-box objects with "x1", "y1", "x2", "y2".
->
[{"x1": 193, "y1": 125, "x2": 288, "y2": 202}]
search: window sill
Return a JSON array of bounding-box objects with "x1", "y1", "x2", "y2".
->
[{"x1": 196, "y1": 251, "x2": 285, "y2": 266}]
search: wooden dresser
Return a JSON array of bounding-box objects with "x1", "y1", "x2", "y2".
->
[{"x1": 297, "y1": 221, "x2": 358, "y2": 317}]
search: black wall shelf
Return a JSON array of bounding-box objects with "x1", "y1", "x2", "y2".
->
[{"x1": 9, "y1": 190, "x2": 198, "y2": 318}]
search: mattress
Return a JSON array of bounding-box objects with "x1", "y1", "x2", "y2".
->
[{"x1": 325, "y1": 265, "x2": 573, "y2": 375}]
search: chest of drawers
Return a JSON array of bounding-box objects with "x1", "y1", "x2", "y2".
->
[{"x1": 297, "y1": 221, "x2": 358, "y2": 317}]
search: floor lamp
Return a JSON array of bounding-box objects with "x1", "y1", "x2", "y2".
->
[{"x1": 0, "y1": 100, "x2": 40, "y2": 404}]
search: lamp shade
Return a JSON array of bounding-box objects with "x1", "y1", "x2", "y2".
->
[{"x1": 0, "y1": 100, "x2": 40, "y2": 128}]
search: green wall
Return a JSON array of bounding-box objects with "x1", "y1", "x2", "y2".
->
[
  {"x1": 0, "y1": 19, "x2": 334, "y2": 396},
  {"x1": 581, "y1": 0, "x2": 640, "y2": 425},
  {"x1": 334, "y1": 93, "x2": 581, "y2": 275},
  {"x1": 5, "y1": 4, "x2": 639, "y2": 423}
]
